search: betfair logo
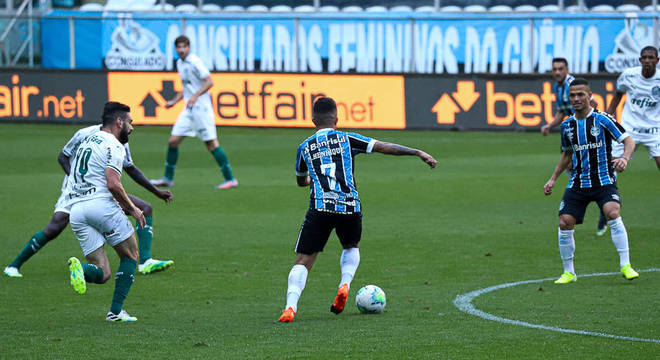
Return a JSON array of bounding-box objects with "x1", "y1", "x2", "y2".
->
[{"x1": 0, "y1": 74, "x2": 85, "y2": 119}]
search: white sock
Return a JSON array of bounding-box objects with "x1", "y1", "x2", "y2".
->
[
  {"x1": 339, "y1": 247, "x2": 360, "y2": 289},
  {"x1": 608, "y1": 217, "x2": 630, "y2": 268},
  {"x1": 285, "y1": 264, "x2": 308, "y2": 313},
  {"x1": 558, "y1": 228, "x2": 576, "y2": 275}
]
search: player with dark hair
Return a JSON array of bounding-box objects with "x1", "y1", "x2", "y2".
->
[
  {"x1": 543, "y1": 78, "x2": 639, "y2": 284},
  {"x1": 277, "y1": 97, "x2": 437, "y2": 323},
  {"x1": 150, "y1": 35, "x2": 237, "y2": 189},
  {"x1": 4, "y1": 102, "x2": 174, "y2": 278},
  {"x1": 606, "y1": 45, "x2": 660, "y2": 170},
  {"x1": 540, "y1": 57, "x2": 608, "y2": 235},
  {"x1": 64, "y1": 102, "x2": 145, "y2": 321}
]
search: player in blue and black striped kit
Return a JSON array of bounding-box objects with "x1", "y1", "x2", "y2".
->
[
  {"x1": 543, "y1": 78, "x2": 639, "y2": 284},
  {"x1": 277, "y1": 97, "x2": 437, "y2": 322}
]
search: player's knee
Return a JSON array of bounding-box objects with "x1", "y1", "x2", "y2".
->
[
  {"x1": 100, "y1": 271, "x2": 111, "y2": 284},
  {"x1": 558, "y1": 216, "x2": 575, "y2": 230},
  {"x1": 168, "y1": 138, "x2": 180, "y2": 147},
  {"x1": 605, "y1": 209, "x2": 620, "y2": 221},
  {"x1": 44, "y1": 214, "x2": 69, "y2": 239},
  {"x1": 138, "y1": 202, "x2": 153, "y2": 217}
]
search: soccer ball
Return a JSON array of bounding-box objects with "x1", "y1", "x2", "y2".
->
[{"x1": 355, "y1": 285, "x2": 386, "y2": 314}]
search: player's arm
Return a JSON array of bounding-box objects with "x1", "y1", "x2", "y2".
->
[
  {"x1": 124, "y1": 165, "x2": 173, "y2": 203},
  {"x1": 57, "y1": 151, "x2": 71, "y2": 175},
  {"x1": 541, "y1": 111, "x2": 566, "y2": 136},
  {"x1": 187, "y1": 76, "x2": 213, "y2": 109},
  {"x1": 296, "y1": 175, "x2": 310, "y2": 187},
  {"x1": 106, "y1": 168, "x2": 146, "y2": 228},
  {"x1": 372, "y1": 141, "x2": 437, "y2": 168},
  {"x1": 544, "y1": 150, "x2": 572, "y2": 195},
  {"x1": 165, "y1": 92, "x2": 183, "y2": 108},
  {"x1": 606, "y1": 91, "x2": 625, "y2": 116},
  {"x1": 611, "y1": 136, "x2": 635, "y2": 172}
]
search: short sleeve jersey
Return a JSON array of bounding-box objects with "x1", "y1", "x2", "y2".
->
[
  {"x1": 60, "y1": 125, "x2": 133, "y2": 192},
  {"x1": 63, "y1": 131, "x2": 126, "y2": 206},
  {"x1": 176, "y1": 53, "x2": 212, "y2": 109},
  {"x1": 616, "y1": 66, "x2": 660, "y2": 129},
  {"x1": 296, "y1": 128, "x2": 377, "y2": 214},
  {"x1": 560, "y1": 109, "x2": 629, "y2": 189},
  {"x1": 553, "y1": 74, "x2": 575, "y2": 116}
]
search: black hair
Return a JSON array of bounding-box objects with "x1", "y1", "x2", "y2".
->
[
  {"x1": 175, "y1": 35, "x2": 190, "y2": 47},
  {"x1": 569, "y1": 77, "x2": 589, "y2": 88},
  {"x1": 102, "y1": 101, "x2": 130, "y2": 127},
  {"x1": 312, "y1": 97, "x2": 337, "y2": 125},
  {"x1": 552, "y1": 57, "x2": 568, "y2": 66},
  {"x1": 640, "y1": 45, "x2": 658, "y2": 57}
]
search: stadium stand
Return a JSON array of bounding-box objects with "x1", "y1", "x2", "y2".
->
[{"x1": 38, "y1": 0, "x2": 659, "y2": 12}]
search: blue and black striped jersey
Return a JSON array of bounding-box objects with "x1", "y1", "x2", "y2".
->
[
  {"x1": 554, "y1": 74, "x2": 575, "y2": 116},
  {"x1": 561, "y1": 109, "x2": 629, "y2": 189},
  {"x1": 296, "y1": 128, "x2": 376, "y2": 214}
]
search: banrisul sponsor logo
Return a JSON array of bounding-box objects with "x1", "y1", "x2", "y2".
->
[
  {"x1": 105, "y1": 16, "x2": 165, "y2": 70},
  {"x1": 605, "y1": 14, "x2": 660, "y2": 73}
]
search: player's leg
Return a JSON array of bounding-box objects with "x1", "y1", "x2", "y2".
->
[
  {"x1": 197, "y1": 111, "x2": 236, "y2": 189},
  {"x1": 68, "y1": 202, "x2": 108, "y2": 295},
  {"x1": 554, "y1": 189, "x2": 586, "y2": 284},
  {"x1": 151, "y1": 135, "x2": 185, "y2": 187},
  {"x1": 278, "y1": 210, "x2": 332, "y2": 322},
  {"x1": 654, "y1": 156, "x2": 660, "y2": 170},
  {"x1": 128, "y1": 194, "x2": 173, "y2": 274},
  {"x1": 107, "y1": 234, "x2": 139, "y2": 322},
  {"x1": 102, "y1": 201, "x2": 139, "y2": 322},
  {"x1": 599, "y1": 187, "x2": 639, "y2": 280},
  {"x1": 5, "y1": 211, "x2": 69, "y2": 277},
  {"x1": 331, "y1": 213, "x2": 362, "y2": 314}
]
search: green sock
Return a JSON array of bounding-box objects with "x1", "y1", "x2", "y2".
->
[
  {"x1": 164, "y1": 146, "x2": 178, "y2": 180},
  {"x1": 137, "y1": 216, "x2": 153, "y2": 264},
  {"x1": 211, "y1": 146, "x2": 234, "y2": 181},
  {"x1": 9, "y1": 231, "x2": 50, "y2": 269},
  {"x1": 82, "y1": 264, "x2": 104, "y2": 284},
  {"x1": 110, "y1": 257, "x2": 137, "y2": 315}
]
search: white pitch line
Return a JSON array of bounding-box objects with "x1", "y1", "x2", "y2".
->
[{"x1": 453, "y1": 268, "x2": 660, "y2": 343}]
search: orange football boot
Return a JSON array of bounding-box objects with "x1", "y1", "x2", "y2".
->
[
  {"x1": 277, "y1": 307, "x2": 296, "y2": 323},
  {"x1": 330, "y1": 284, "x2": 349, "y2": 314}
]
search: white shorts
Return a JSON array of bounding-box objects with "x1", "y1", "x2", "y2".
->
[
  {"x1": 69, "y1": 198, "x2": 134, "y2": 256},
  {"x1": 54, "y1": 192, "x2": 71, "y2": 214},
  {"x1": 612, "y1": 129, "x2": 660, "y2": 159},
  {"x1": 171, "y1": 103, "x2": 217, "y2": 142}
]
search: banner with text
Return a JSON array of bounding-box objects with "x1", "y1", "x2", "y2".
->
[
  {"x1": 108, "y1": 72, "x2": 405, "y2": 129},
  {"x1": 41, "y1": 11, "x2": 657, "y2": 74}
]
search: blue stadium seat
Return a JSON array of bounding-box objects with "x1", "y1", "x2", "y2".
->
[
  {"x1": 489, "y1": 5, "x2": 512, "y2": 12},
  {"x1": 319, "y1": 5, "x2": 339, "y2": 12},
  {"x1": 389, "y1": 5, "x2": 413, "y2": 12},
  {"x1": 246, "y1": 4, "x2": 268, "y2": 11},
  {"x1": 616, "y1": 4, "x2": 641, "y2": 12},
  {"x1": 293, "y1": 5, "x2": 315, "y2": 12},
  {"x1": 201, "y1": 3, "x2": 222, "y2": 11},
  {"x1": 464, "y1": 5, "x2": 487, "y2": 12},
  {"x1": 342, "y1": 5, "x2": 362, "y2": 12},
  {"x1": 365, "y1": 5, "x2": 387, "y2": 12},
  {"x1": 514, "y1": 5, "x2": 537, "y2": 12},
  {"x1": 415, "y1": 6, "x2": 435, "y2": 12},
  {"x1": 270, "y1": 5, "x2": 292, "y2": 12},
  {"x1": 440, "y1": 6, "x2": 462, "y2": 12},
  {"x1": 79, "y1": 2, "x2": 104, "y2": 11},
  {"x1": 591, "y1": 4, "x2": 615, "y2": 11}
]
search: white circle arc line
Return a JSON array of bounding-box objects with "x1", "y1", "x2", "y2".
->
[{"x1": 453, "y1": 268, "x2": 660, "y2": 343}]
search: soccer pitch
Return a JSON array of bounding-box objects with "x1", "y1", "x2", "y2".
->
[{"x1": 1, "y1": 124, "x2": 658, "y2": 359}]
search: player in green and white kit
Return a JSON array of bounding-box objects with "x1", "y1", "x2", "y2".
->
[
  {"x1": 64, "y1": 102, "x2": 144, "y2": 322},
  {"x1": 150, "y1": 34, "x2": 237, "y2": 189},
  {"x1": 4, "y1": 112, "x2": 173, "y2": 278}
]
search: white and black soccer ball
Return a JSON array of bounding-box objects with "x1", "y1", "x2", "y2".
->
[{"x1": 355, "y1": 285, "x2": 386, "y2": 314}]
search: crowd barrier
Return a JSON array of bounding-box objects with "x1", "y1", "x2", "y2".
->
[{"x1": 0, "y1": 70, "x2": 624, "y2": 130}]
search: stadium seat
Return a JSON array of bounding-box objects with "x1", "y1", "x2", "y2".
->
[
  {"x1": 246, "y1": 4, "x2": 268, "y2": 12},
  {"x1": 440, "y1": 6, "x2": 462, "y2": 12},
  {"x1": 270, "y1": 5, "x2": 292, "y2": 12},
  {"x1": 222, "y1": 5, "x2": 245, "y2": 12},
  {"x1": 319, "y1": 5, "x2": 339, "y2": 12},
  {"x1": 415, "y1": 6, "x2": 435, "y2": 12},
  {"x1": 590, "y1": 4, "x2": 615, "y2": 11},
  {"x1": 489, "y1": 5, "x2": 512, "y2": 12},
  {"x1": 365, "y1": 6, "x2": 388, "y2": 12},
  {"x1": 643, "y1": 5, "x2": 659, "y2": 12},
  {"x1": 79, "y1": 3, "x2": 104, "y2": 11},
  {"x1": 293, "y1": 5, "x2": 315, "y2": 12},
  {"x1": 201, "y1": 3, "x2": 221, "y2": 12},
  {"x1": 175, "y1": 3, "x2": 197, "y2": 12},
  {"x1": 565, "y1": 5, "x2": 582, "y2": 12},
  {"x1": 514, "y1": 5, "x2": 537, "y2": 12},
  {"x1": 390, "y1": 5, "x2": 413, "y2": 12},
  {"x1": 463, "y1": 5, "x2": 487, "y2": 12},
  {"x1": 538, "y1": 4, "x2": 559, "y2": 11},
  {"x1": 129, "y1": 0, "x2": 156, "y2": 11},
  {"x1": 342, "y1": 6, "x2": 363, "y2": 12},
  {"x1": 616, "y1": 4, "x2": 641, "y2": 12}
]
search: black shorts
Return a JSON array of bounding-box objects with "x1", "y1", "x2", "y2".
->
[
  {"x1": 558, "y1": 185, "x2": 621, "y2": 224},
  {"x1": 295, "y1": 209, "x2": 362, "y2": 255}
]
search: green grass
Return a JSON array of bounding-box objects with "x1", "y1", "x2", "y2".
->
[{"x1": 1, "y1": 124, "x2": 658, "y2": 359}]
